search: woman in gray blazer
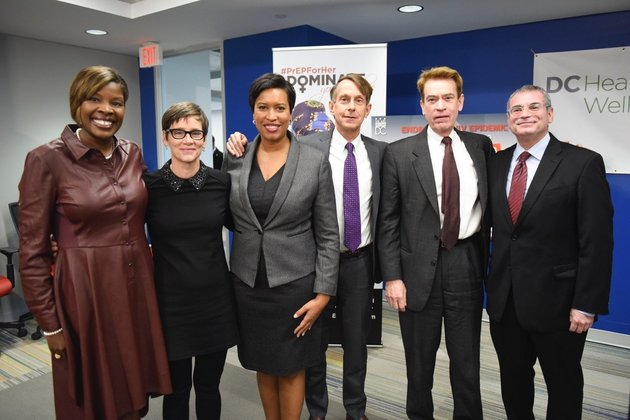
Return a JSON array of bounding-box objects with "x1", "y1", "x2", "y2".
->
[{"x1": 223, "y1": 73, "x2": 339, "y2": 420}]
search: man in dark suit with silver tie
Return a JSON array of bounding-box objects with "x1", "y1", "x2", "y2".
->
[
  {"x1": 228, "y1": 74, "x2": 385, "y2": 420},
  {"x1": 486, "y1": 85, "x2": 613, "y2": 419},
  {"x1": 378, "y1": 66, "x2": 494, "y2": 419}
]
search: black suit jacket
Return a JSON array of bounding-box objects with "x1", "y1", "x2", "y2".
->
[
  {"x1": 378, "y1": 127, "x2": 494, "y2": 311},
  {"x1": 486, "y1": 134, "x2": 614, "y2": 333}
]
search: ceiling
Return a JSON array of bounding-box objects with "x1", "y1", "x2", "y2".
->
[{"x1": 1, "y1": 0, "x2": 628, "y2": 57}]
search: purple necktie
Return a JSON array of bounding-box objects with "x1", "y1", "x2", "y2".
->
[
  {"x1": 508, "y1": 151, "x2": 531, "y2": 224},
  {"x1": 344, "y1": 142, "x2": 361, "y2": 252},
  {"x1": 441, "y1": 136, "x2": 460, "y2": 250}
]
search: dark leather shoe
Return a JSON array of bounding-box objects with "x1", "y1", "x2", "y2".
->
[
  {"x1": 309, "y1": 417, "x2": 325, "y2": 420},
  {"x1": 346, "y1": 416, "x2": 368, "y2": 420}
]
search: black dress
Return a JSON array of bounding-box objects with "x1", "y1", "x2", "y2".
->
[
  {"x1": 234, "y1": 160, "x2": 322, "y2": 376},
  {"x1": 144, "y1": 161, "x2": 239, "y2": 361}
]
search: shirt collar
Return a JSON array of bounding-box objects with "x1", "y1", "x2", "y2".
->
[
  {"x1": 426, "y1": 125, "x2": 461, "y2": 145},
  {"x1": 61, "y1": 124, "x2": 120, "y2": 161},
  {"x1": 514, "y1": 132, "x2": 550, "y2": 162},
  {"x1": 331, "y1": 128, "x2": 362, "y2": 152},
  {"x1": 159, "y1": 160, "x2": 209, "y2": 192}
]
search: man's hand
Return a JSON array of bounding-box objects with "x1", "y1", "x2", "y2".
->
[
  {"x1": 226, "y1": 132, "x2": 248, "y2": 157},
  {"x1": 569, "y1": 309, "x2": 594, "y2": 334},
  {"x1": 384, "y1": 279, "x2": 407, "y2": 312}
]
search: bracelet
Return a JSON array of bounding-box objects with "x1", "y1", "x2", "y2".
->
[{"x1": 42, "y1": 328, "x2": 63, "y2": 336}]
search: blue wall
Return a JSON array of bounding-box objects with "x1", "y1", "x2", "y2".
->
[
  {"x1": 203, "y1": 12, "x2": 630, "y2": 334},
  {"x1": 139, "y1": 67, "x2": 158, "y2": 171}
]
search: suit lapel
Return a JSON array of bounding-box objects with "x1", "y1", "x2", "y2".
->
[
  {"x1": 265, "y1": 134, "x2": 299, "y2": 226},
  {"x1": 363, "y1": 135, "x2": 381, "y2": 234},
  {"x1": 411, "y1": 132, "x2": 439, "y2": 216},
  {"x1": 496, "y1": 145, "x2": 515, "y2": 227},
  {"x1": 321, "y1": 131, "x2": 333, "y2": 154},
  {"x1": 495, "y1": 144, "x2": 515, "y2": 226},
  {"x1": 302, "y1": 131, "x2": 332, "y2": 155},
  {"x1": 459, "y1": 130, "x2": 488, "y2": 213},
  {"x1": 517, "y1": 136, "x2": 562, "y2": 225},
  {"x1": 239, "y1": 136, "x2": 263, "y2": 231}
]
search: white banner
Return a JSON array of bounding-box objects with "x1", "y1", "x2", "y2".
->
[
  {"x1": 273, "y1": 44, "x2": 387, "y2": 137},
  {"x1": 534, "y1": 46, "x2": 630, "y2": 173}
]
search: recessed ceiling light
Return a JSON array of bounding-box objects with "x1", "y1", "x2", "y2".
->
[
  {"x1": 85, "y1": 29, "x2": 108, "y2": 36},
  {"x1": 398, "y1": 5, "x2": 424, "y2": 13}
]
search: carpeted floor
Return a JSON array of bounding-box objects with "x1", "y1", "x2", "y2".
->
[{"x1": 1, "y1": 307, "x2": 629, "y2": 419}]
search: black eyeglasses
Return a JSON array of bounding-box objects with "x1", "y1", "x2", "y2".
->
[{"x1": 165, "y1": 129, "x2": 206, "y2": 141}]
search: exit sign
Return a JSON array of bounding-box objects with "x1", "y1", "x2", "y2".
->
[{"x1": 139, "y1": 43, "x2": 163, "y2": 68}]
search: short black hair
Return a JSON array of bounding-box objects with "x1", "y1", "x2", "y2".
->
[{"x1": 248, "y1": 73, "x2": 296, "y2": 113}]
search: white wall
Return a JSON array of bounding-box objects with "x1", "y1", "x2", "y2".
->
[
  {"x1": 159, "y1": 50, "x2": 219, "y2": 166},
  {"x1": 0, "y1": 34, "x2": 141, "y2": 315}
]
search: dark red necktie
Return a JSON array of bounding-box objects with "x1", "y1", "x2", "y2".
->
[
  {"x1": 507, "y1": 151, "x2": 531, "y2": 224},
  {"x1": 440, "y1": 136, "x2": 460, "y2": 249}
]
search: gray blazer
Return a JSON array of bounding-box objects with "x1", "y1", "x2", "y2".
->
[
  {"x1": 224, "y1": 133, "x2": 340, "y2": 296},
  {"x1": 378, "y1": 128, "x2": 494, "y2": 311},
  {"x1": 300, "y1": 130, "x2": 387, "y2": 282}
]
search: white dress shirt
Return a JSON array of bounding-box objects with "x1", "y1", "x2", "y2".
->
[
  {"x1": 329, "y1": 129, "x2": 373, "y2": 251},
  {"x1": 426, "y1": 126, "x2": 481, "y2": 239}
]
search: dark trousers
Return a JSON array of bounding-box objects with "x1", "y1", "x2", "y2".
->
[
  {"x1": 400, "y1": 239, "x2": 483, "y2": 420},
  {"x1": 306, "y1": 248, "x2": 373, "y2": 420},
  {"x1": 490, "y1": 294, "x2": 587, "y2": 420},
  {"x1": 163, "y1": 349, "x2": 228, "y2": 420}
]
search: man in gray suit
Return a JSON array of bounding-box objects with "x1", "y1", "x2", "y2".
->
[
  {"x1": 228, "y1": 74, "x2": 386, "y2": 420},
  {"x1": 378, "y1": 66, "x2": 494, "y2": 419}
]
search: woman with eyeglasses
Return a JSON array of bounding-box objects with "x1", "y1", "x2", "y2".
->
[
  {"x1": 223, "y1": 73, "x2": 339, "y2": 420},
  {"x1": 18, "y1": 65, "x2": 171, "y2": 420},
  {"x1": 144, "y1": 102, "x2": 238, "y2": 420}
]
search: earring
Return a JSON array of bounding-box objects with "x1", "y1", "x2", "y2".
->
[{"x1": 252, "y1": 119, "x2": 255, "y2": 124}]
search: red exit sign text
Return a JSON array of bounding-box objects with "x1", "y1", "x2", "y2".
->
[{"x1": 139, "y1": 44, "x2": 163, "y2": 68}]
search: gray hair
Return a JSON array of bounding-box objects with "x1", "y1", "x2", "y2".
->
[{"x1": 506, "y1": 85, "x2": 552, "y2": 113}]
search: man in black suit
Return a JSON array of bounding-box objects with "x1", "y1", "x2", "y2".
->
[
  {"x1": 486, "y1": 85, "x2": 613, "y2": 419},
  {"x1": 227, "y1": 74, "x2": 386, "y2": 420},
  {"x1": 378, "y1": 66, "x2": 494, "y2": 419}
]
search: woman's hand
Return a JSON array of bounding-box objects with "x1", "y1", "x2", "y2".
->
[
  {"x1": 46, "y1": 331, "x2": 66, "y2": 360},
  {"x1": 293, "y1": 293, "x2": 330, "y2": 337},
  {"x1": 50, "y1": 234, "x2": 58, "y2": 258},
  {"x1": 226, "y1": 132, "x2": 248, "y2": 157}
]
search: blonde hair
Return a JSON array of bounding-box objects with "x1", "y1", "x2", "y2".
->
[
  {"x1": 416, "y1": 66, "x2": 463, "y2": 100},
  {"x1": 330, "y1": 73, "x2": 373, "y2": 103}
]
